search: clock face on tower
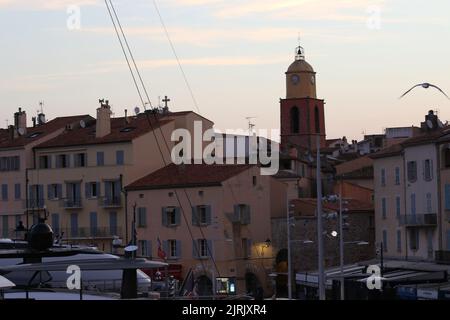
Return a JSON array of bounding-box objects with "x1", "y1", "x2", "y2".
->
[{"x1": 291, "y1": 74, "x2": 300, "y2": 85}]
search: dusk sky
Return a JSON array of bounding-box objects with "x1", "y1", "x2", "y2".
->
[{"x1": 1, "y1": 0, "x2": 449, "y2": 141}]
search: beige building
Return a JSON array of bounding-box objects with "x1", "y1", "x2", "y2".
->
[
  {"x1": 125, "y1": 163, "x2": 287, "y2": 297},
  {"x1": 25, "y1": 100, "x2": 213, "y2": 250},
  {"x1": 0, "y1": 108, "x2": 91, "y2": 238}
]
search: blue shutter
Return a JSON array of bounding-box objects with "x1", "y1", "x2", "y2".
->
[
  {"x1": 247, "y1": 239, "x2": 253, "y2": 258},
  {"x1": 2, "y1": 184, "x2": 8, "y2": 201},
  {"x1": 192, "y1": 240, "x2": 198, "y2": 258},
  {"x1": 96, "y1": 182, "x2": 101, "y2": 197},
  {"x1": 48, "y1": 155, "x2": 52, "y2": 169},
  {"x1": 90, "y1": 212, "x2": 98, "y2": 236},
  {"x1": 47, "y1": 184, "x2": 53, "y2": 200},
  {"x1": 397, "y1": 230, "x2": 401, "y2": 252},
  {"x1": 206, "y1": 205, "x2": 212, "y2": 225},
  {"x1": 233, "y1": 205, "x2": 240, "y2": 222},
  {"x1": 162, "y1": 208, "x2": 168, "y2": 227},
  {"x1": 396, "y1": 197, "x2": 401, "y2": 217},
  {"x1": 192, "y1": 206, "x2": 198, "y2": 226},
  {"x1": 57, "y1": 184, "x2": 62, "y2": 199},
  {"x1": 411, "y1": 194, "x2": 416, "y2": 215},
  {"x1": 85, "y1": 183, "x2": 90, "y2": 198},
  {"x1": 175, "y1": 207, "x2": 181, "y2": 226},
  {"x1": 383, "y1": 230, "x2": 387, "y2": 252},
  {"x1": 139, "y1": 207, "x2": 147, "y2": 227},
  {"x1": 67, "y1": 154, "x2": 71, "y2": 167},
  {"x1": 176, "y1": 240, "x2": 182, "y2": 258},
  {"x1": 109, "y1": 211, "x2": 117, "y2": 235},
  {"x1": 97, "y1": 152, "x2": 104, "y2": 166},
  {"x1": 445, "y1": 185, "x2": 450, "y2": 210},
  {"x1": 105, "y1": 182, "x2": 112, "y2": 200},
  {"x1": 70, "y1": 213, "x2": 78, "y2": 237},
  {"x1": 14, "y1": 183, "x2": 21, "y2": 200},
  {"x1": 207, "y1": 240, "x2": 213, "y2": 258},
  {"x1": 147, "y1": 240, "x2": 152, "y2": 258},
  {"x1": 116, "y1": 150, "x2": 124, "y2": 165}
]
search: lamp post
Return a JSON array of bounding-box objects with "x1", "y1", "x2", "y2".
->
[
  {"x1": 316, "y1": 135, "x2": 326, "y2": 300},
  {"x1": 286, "y1": 197, "x2": 293, "y2": 300}
]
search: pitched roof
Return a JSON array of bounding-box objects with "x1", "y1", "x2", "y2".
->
[
  {"x1": 126, "y1": 163, "x2": 253, "y2": 190},
  {"x1": 0, "y1": 115, "x2": 91, "y2": 149},
  {"x1": 369, "y1": 143, "x2": 403, "y2": 159},
  {"x1": 34, "y1": 113, "x2": 174, "y2": 149}
]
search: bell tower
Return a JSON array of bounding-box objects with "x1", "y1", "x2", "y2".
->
[{"x1": 280, "y1": 45, "x2": 326, "y2": 151}]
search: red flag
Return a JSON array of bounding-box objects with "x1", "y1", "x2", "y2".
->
[{"x1": 157, "y1": 237, "x2": 166, "y2": 260}]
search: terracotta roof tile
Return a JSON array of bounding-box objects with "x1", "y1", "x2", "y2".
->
[{"x1": 126, "y1": 163, "x2": 254, "y2": 190}]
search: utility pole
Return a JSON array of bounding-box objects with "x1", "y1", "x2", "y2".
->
[
  {"x1": 287, "y1": 195, "x2": 292, "y2": 300},
  {"x1": 339, "y1": 180, "x2": 344, "y2": 300},
  {"x1": 316, "y1": 135, "x2": 326, "y2": 300}
]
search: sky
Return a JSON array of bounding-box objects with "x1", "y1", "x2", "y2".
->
[{"x1": 1, "y1": 0, "x2": 450, "y2": 141}]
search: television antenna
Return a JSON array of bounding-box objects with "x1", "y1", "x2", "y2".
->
[{"x1": 245, "y1": 117, "x2": 257, "y2": 134}]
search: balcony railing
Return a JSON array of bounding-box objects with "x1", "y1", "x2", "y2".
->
[
  {"x1": 398, "y1": 213, "x2": 437, "y2": 227},
  {"x1": 435, "y1": 250, "x2": 450, "y2": 264},
  {"x1": 98, "y1": 196, "x2": 122, "y2": 208},
  {"x1": 60, "y1": 198, "x2": 83, "y2": 209},
  {"x1": 59, "y1": 227, "x2": 123, "y2": 239},
  {"x1": 24, "y1": 198, "x2": 46, "y2": 211}
]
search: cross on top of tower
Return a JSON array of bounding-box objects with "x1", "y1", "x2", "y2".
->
[{"x1": 162, "y1": 95, "x2": 171, "y2": 109}]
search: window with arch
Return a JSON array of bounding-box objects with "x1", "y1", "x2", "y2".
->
[
  {"x1": 290, "y1": 107, "x2": 299, "y2": 134},
  {"x1": 314, "y1": 106, "x2": 320, "y2": 133}
]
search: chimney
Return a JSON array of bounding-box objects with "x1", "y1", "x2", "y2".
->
[
  {"x1": 8, "y1": 125, "x2": 14, "y2": 140},
  {"x1": 32, "y1": 117, "x2": 37, "y2": 127},
  {"x1": 96, "y1": 99, "x2": 112, "y2": 138},
  {"x1": 13, "y1": 107, "x2": 27, "y2": 138}
]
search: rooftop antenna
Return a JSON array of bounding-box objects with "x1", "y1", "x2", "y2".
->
[
  {"x1": 39, "y1": 101, "x2": 44, "y2": 114},
  {"x1": 245, "y1": 116, "x2": 257, "y2": 134},
  {"x1": 295, "y1": 33, "x2": 305, "y2": 61}
]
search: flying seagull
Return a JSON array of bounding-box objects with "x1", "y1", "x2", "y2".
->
[{"x1": 400, "y1": 83, "x2": 450, "y2": 99}]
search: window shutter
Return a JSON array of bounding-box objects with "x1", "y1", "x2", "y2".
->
[
  {"x1": 206, "y1": 205, "x2": 212, "y2": 225},
  {"x1": 192, "y1": 240, "x2": 199, "y2": 258},
  {"x1": 176, "y1": 240, "x2": 182, "y2": 258},
  {"x1": 67, "y1": 154, "x2": 71, "y2": 167},
  {"x1": 163, "y1": 240, "x2": 168, "y2": 257},
  {"x1": 147, "y1": 240, "x2": 152, "y2": 258},
  {"x1": 139, "y1": 207, "x2": 147, "y2": 227},
  {"x1": 207, "y1": 240, "x2": 213, "y2": 258},
  {"x1": 57, "y1": 184, "x2": 62, "y2": 199},
  {"x1": 162, "y1": 208, "x2": 168, "y2": 227},
  {"x1": 233, "y1": 205, "x2": 240, "y2": 222},
  {"x1": 48, "y1": 155, "x2": 52, "y2": 169},
  {"x1": 15, "y1": 184, "x2": 21, "y2": 200},
  {"x1": 85, "y1": 183, "x2": 90, "y2": 198},
  {"x1": 243, "y1": 205, "x2": 251, "y2": 225},
  {"x1": 47, "y1": 184, "x2": 53, "y2": 200},
  {"x1": 96, "y1": 182, "x2": 101, "y2": 197},
  {"x1": 246, "y1": 239, "x2": 253, "y2": 258},
  {"x1": 192, "y1": 206, "x2": 199, "y2": 226},
  {"x1": 175, "y1": 207, "x2": 181, "y2": 226}
]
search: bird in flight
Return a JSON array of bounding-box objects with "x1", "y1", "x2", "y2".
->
[{"x1": 400, "y1": 83, "x2": 449, "y2": 99}]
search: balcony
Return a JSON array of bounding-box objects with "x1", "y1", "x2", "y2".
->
[
  {"x1": 59, "y1": 227, "x2": 123, "y2": 239},
  {"x1": 24, "y1": 199, "x2": 46, "y2": 212},
  {"x1": 98, "y1": 196, "x2": 122, "y2": 208},
  {"x1": 60, "y1": 198, "x2": 83, "y2": 209},
  {"x1": 398, "y1": 213, "x2": 437, "y2": 227},
  {"x1": 435, "y1": 250, "x2": 450, "y2": 264}
]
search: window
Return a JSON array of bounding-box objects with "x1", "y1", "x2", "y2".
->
[
  {"x1": 396, "y1": 196, "x2": 401, "y2": 218},
  {"x1": 70, "y1": 213, "x2": 78, "y2": 238},
  {"x1": 138, "y1": 240, "x2": 150, "y2": 257},
  {"x1": 411, "y1": 193, "x2": 416, "y2": 215},
  {"x1": 198, "y1": 239, "x2": 210, "y2": 258},
  {"x1": 14, "y1": 184, "x2": 21, "y2": 200},
  {"x1": 382, "y1": 230, "x2": 387, "y2": 252},
  {"x1": 424, "y1": 159, "x2": 433, "y2": 181},
  {"x1": 407, "y1": 161, "x2": 417, "y2": 182},
  {"x1": 39, "y1": 155, "x2": 51, "y2": 169},
  {"x1": 381, "y1": 168, "x2": 386, "y2": 186},
  {"x1": 314, "y1": 106, "x2": 320, "y2": 134},
  {"x1": 426, "y1": 193, "x2": 432, "y2": 213},
  {"x1": 0, "y1": 156, "x2": 20, "y2": 171},
  {"x1": 138, "y1": 207, "x2": 147, "y2": 227},
  {"x1": 167, "y1": 240, "x2": 180, "y2": 259},
  {"x1": 1, "y1": 184, "x2": 8, "y2": 201},
  {"x1": 381, "y1": 198, "x2": 387, "y2": 219},
  {"x1": 116, "y1": 150, "x2": 124, "y2": 165},
  {"x1": 2, "y1": 216, "x2": 9, "y2": 238},
  {"x1": 409, "y1": 229, "x2": 419, "y2": 251},
  {"x1": 85, "y1": 182, "x2": 100, "y2": 199},
  {"x1": 395, "y1": 167, "x2": 400, "y2": 185},
  {"x1": 192, "y1": 205, "x2": 212, "y2": 226},
  {"x1": 234, "y1": 204, "x2": 251, "y2": 225},
  {"x1": 162, "y1": 207, "x2": 180, "y2": 227},
  {"x1": 74, "y1": 153, "x2": 87, "y2": 167},
  {"x1": 397, "y1": 230, "x2": 402, "y2": 252},
  {"x1": 290, "y1": 107, "x2": 299, "y2": 134},
  {"x1": 97, "y1": 152, "x2": 104, "y2": 166},
  {"x1": 48, "y1": 184, "x2": 62, "y2": 200},
  {"x1": 56, "y1": 154, "x2": 69, "y2": 168}
]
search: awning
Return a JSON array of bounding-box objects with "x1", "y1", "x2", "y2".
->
[
  {"x1": 0, "y1": 275, "x2": 15, "y2": 289},
  {"x1": 296, "y1": 264, "x2": 366, "y2": 288}
]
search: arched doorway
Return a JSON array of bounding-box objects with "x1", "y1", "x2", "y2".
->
[
  {"x1": 196, "y1": 275, "x2": 213, "y2": 297},
  {"x1": 275, "y1": 249, "x2": 288, "y2": 297}
]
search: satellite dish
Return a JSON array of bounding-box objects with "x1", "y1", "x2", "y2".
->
[
  {"x1": 79, "y1": 120, "x2": 86, "y2": 128},
  {"x1": 17, "y1": 128, "x2": 25, "y2": 136},
  {"x1": 134, "y1": 107, "x2": 140, "y2": 115},
  {"x1": 124, "y1": 245, "x2": 138, "y2": 252},
  {"x1": 427, "y1": 119, "x2": 434, "y2": 129}
]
